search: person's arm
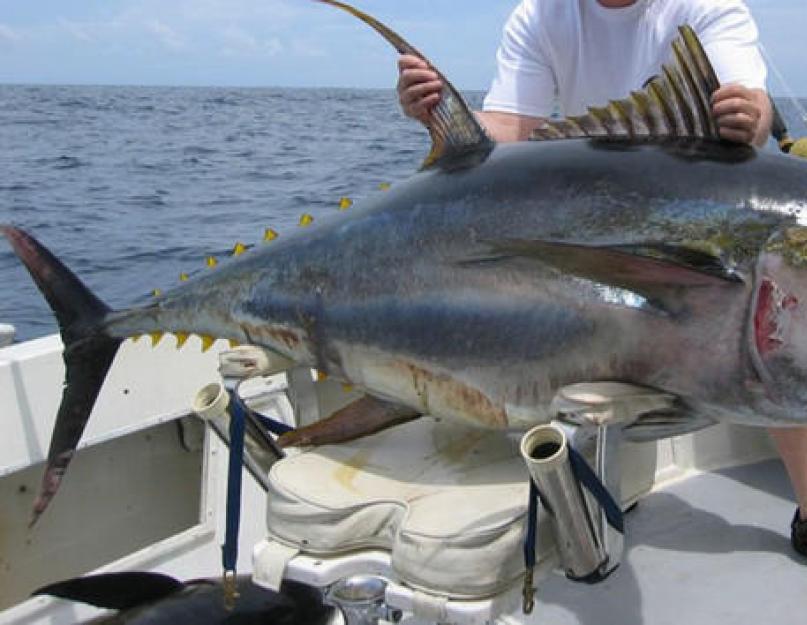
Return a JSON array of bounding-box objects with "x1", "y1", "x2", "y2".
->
[
  {"x1": 712, "y1": 84, "x2": 772, "y2": 147},
  {"x1": 476, "y1": 110, "x2": 544, "y2": 142},
  {"x1": 398, "y1": 2, "x2": 552, "y2": 144},
  {"x1": 397, "y1": 54, "x2": 544, "y2": 143},
  {"x1": 698, "y1": 1, "x2": 771, "y2": 147}
]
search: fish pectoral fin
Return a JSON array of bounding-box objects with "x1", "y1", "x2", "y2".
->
[
  {"x1": 488, "y1": 238, "x2": 743, "y2": 298},
  {"x1": 32, "y1": 572, "x2": 185, "y2": 610},
  {"x1": 277, "y1": 395, "x2": 421, "y2": 448},
  {"x1": 606, "y1": 241, "x2": 741, "y2": 283},
  {"x1": 531, "y1": 26, "x2": 720, "y2": 143},
  {"x1": 315, "y1": 0, "x2": 493, "y2": 170}
]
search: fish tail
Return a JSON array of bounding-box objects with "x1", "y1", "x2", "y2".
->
[{"x1": 2, "y1": 226, "x2": 123, "y2": 525}]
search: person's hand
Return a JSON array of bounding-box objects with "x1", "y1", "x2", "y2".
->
[
  {"x1": 712, "y1": 84, "x2": 764, "y2": 145},
  {"x1": 397, "y1": 54, "x2": 443, "y2": 124}
]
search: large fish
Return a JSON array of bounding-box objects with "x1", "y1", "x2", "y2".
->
[{"x1": 5, "y1": 0, "x2": 807, "y2": 524}]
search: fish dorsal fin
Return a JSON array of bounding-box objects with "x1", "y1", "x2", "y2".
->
[
  {"x1": 315, "y1": 0, "x2": 494, "y2": 169},
  {"x1": 531, "y1": 26, "x2": 721, "y2": 142}
]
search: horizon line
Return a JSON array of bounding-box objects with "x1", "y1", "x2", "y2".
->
[{"x1": 0, "y1": 81, "x2": 803, "y2": 102}]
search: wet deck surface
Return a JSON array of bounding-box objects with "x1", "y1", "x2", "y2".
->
[{"x1": 534, "y1": 460, "x2": 807, "y2": 624}]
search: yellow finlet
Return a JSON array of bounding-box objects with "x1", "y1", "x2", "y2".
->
[
  {"x1": 206, "y1": 256, "x2": 218, "y2": 269},
  {"x1": 151, "y1": 288, "x2": 162, "y2": 298},
  {"x1": 201, "y1": 335, "x2": 215, "y2": 353},
  {"x1": 228, "y1": 339, "x2": 240, "y2": 348},
  {"x1": 338, "y1": 197, "x2": 353, "y2": 210},
  {"x1": 232, "y1": 242, "x2": 248, "y2": 257},
  {"x1": 316, "y1": 370, "x2": 328, "y2": 382},
  {"x1": 179, "y1": 272, "x2": 189, "y2": 282},
  {"x1": 792, "y1": 138, "x2": 807, "y2": 159},
  {"x1": 131, "y1": 334, "x2": 143, "y2": 343},
  {"x1": 264, "y1": 228, "x2": 279, "y2": 242},
  {"x1": 378, "y1": 182, "x2": 391, "y2": 191},
  {"x1": 299, "y1": 213, "x2": 314, "y2": 227},
  {"x1": 150, "y1": 332, "x2": 164, "y2": 347},
  {"x1": 342, "y1": 383, "x2": 354, "y2": 393},
  {"x1": 175, "y1": 332, "x2": 189, "y2": 349}
]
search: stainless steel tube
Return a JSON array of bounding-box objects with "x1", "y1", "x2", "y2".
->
[{"x1": 520, "y1": 424, "x2": 607, "y2": 579}]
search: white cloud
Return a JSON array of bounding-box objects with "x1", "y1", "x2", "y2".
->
[
  {"x1": 266, "y1": 37, "x2": 283, "y2": 57},
  {"x1": 221, "y1": 26, "x2": 259, "y2": 53},
  {"x1": 0, "y1": 23, "x2": 21, "y2": 47},
  {"x1": 219, "y1": 26, "x2": 283, "y2": 57},
  {"x1": 59, "y1": 18, "x2": 95, "y2": 43},
  {"x1": 181, "y1": 0, "x2": 304, "y2": 26},
  {"x1": 146, "y1": 20, "x2": 185, "y2": 50},
  {"x1": 289, "y1": 37, "x2": 327, "y2": 58}
]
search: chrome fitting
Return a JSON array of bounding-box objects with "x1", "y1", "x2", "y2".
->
[{"x1": 325, "y1": 576, "x2": 402, "y2": 625}]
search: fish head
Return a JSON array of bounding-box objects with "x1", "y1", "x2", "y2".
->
[{"x1": 750, "y1": 227, "x2": 807, "y2": 415}]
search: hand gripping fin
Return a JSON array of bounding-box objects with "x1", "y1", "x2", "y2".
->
[{"x1": 315, "y1": 0, "x2": 494, "y2": 170}]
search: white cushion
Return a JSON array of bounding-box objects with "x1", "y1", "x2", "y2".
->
[{"x1": 264, "y1": 417, "x2": 537, "y2": 599}]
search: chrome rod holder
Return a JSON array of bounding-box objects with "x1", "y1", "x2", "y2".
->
[{"x1": 325, "y1": 576, "x2": 402, "y2": 625}]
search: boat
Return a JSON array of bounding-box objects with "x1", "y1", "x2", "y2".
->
[{"x1": 0, "y1": 330, "x2": 804, "y2": 625}]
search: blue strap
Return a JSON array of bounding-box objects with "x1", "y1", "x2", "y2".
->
[
  {"x1": 567, "y1": 446, "x2": 624, "y2": 534},
  {"x1": 523, "y1": 441, "x2": 624, "y2": 573},
  {"x1": 524, "y1": 480, "x2": 540, "y2": 569},
  {"x1": 222, "y1": 390, "x2": 247, "y2": 573},
  {"x1": 251, "y1": 411, "x2": 294, "y2": 436}
]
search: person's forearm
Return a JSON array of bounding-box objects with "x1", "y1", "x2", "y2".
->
[
  {"x1": 751, "y1": 89, "x2": 773, "y2": 148},
  {"x1": 476, "y1": 92, "x2": 773, "y2": 146},
  {"x1": 475, "y1": 110, "x2": 544, "y2": 143}
]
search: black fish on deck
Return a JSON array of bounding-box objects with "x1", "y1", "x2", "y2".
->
[{"x1": 33, "y1": 572, "x2": 331, "y2": 624}]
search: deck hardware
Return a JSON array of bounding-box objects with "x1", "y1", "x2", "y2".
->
[{"x1": 326, "y1": 576, "x2": 401, "y2": 625}]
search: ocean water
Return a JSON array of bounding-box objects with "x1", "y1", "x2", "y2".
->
[
  {"x1": 0, "y1": 85, "x2": 473, "y2": 340},
  {"x1": 0, "y1": 86, "x2": 805, "y2": 341}
]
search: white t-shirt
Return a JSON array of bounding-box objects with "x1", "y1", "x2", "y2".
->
[{"x1": 483, "y1": 0, "x2": 767, "y2": 118}]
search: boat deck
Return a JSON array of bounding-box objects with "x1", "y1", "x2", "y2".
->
[
  {"x1": 530, "y1": 459, "x2": 805, "y2": 625},
  {"x1": 2, "y1": 335, "x2": 803, "y2": 623}
]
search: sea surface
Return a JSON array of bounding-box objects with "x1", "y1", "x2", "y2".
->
[{"x1": 1, "y1": 86, "x2": 806, "y2": 341}]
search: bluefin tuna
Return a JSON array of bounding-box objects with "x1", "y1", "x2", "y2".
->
[{"x1": 4, "y1": 0, "x2": 807, "y2": 524}]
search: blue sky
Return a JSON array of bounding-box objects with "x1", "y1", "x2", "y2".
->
[{"x1": 0, "y1": 0, "x2": 804, "y2": 94}]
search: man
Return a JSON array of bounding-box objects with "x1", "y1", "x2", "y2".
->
[
  {"x1": 397, "y1": 0, "x2": 807, "y2": 557},
  {"x1": 399, "y1": 0, "x2": 771, "y2": 146}
]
